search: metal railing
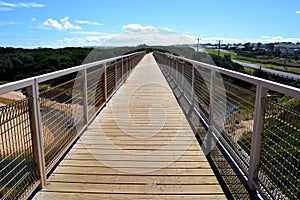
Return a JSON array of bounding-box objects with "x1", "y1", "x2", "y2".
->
[
  {"x1": 0, "y1": 51, "x2": 145, "y2": 199},
  {"x1": 153, "y1": 51, "x2": 300, "y2": 199}
]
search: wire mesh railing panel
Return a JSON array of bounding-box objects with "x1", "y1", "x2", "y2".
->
[
  {"x1": 179, "y1": 62, "x2": 186, "y2": 93},
  {"x1": 215, "y1": 78, "x2": 256, "y2": 176},
  {"x1": 194, "y1": 67, "x2": 210, "y2": 124},
  {"x1": 260, "y1": 98, "x2": 300, "y2": 199},
  {"x1": 182, "y1": 62, "x2": 193, "y2": 101},
  {"x1": 0, "y1": 97, "x2": 38, "y2": 199},
  {"x1": 39, "y1": 75, "x2": 85, "y2": 171},
  {"x1": 106, "y1": 64, "x2": 116, "y2": 98},
  {"x1": 116, "y1": 60, "x2": 123, "y2": 88},
  {"x1": 122, "y1": 58, "x2": 128, "y2": 80},
  {"x1": 87, "y1": 67, "x2": 105, "y2": 120}
]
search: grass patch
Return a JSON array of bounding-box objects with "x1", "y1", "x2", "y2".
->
[{"x1": 208, "y1": 49, "x2": 237, "y2": 58}]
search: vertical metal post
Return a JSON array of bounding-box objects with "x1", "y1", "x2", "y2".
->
[
  {"x1": 248, "y1": 82, "x2": 268, "y2": 190},
  {"x1": 114, "y1": 63, "x2": 117, "y2": 90},
  {"x1": 82, "y1": 69, "x2": 88, "y2": 125},
  {"x1": 205, "y1": 70, "x2": 216, "y2": 153},
  {"x1": 27, "y1": 79, "x2": 46, "y2": 188},
  {"x1": 181, "y1": 62, "x2": 184, "y2": 89},
  {"x1": 103, "y1": 63, "x2": 107, "y2": 104},
  {"x1": 130, "y1": 58, "x2": 132, "y2": 72},
  {"x1": 175, "y1": 58, "x2": 178, "y2": 82},
  {"x1": 191, "y1": 64, "x2": 195, "y2": 106},
  {"x1": 121, "y1": 58, "x2": 124, "y2": 82},
  {"x1": 126, "y1": 58, "x2": 129, "y2": 78}
]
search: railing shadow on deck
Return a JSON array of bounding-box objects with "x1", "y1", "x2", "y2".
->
[
  {"x1": 0, "y1": 51, "x2": 145, "y2": 199},
  {"x1": 153, "y1": 51, "x2": 300, "y2": 200}
]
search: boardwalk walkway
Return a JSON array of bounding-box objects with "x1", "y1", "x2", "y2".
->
[{"x1": 34, "y1": 54, "x2": 226, "y2": 199}]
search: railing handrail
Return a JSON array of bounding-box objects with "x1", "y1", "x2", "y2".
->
[
  {"x1": 0, "y1": 52, "x2": 141, "y2": 95},
  {"x1": 160, "y1": 52, "x2": 300, "y2": 99}
]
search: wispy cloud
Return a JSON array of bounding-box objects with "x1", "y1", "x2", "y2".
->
[
  {"x1": 256, "y1": 35, "x2": 300, "y2": 43},
  {"x1": 42, "y1": 35, "x2": 115, "y2": 48},
  {"x1": 296, "y1": 10, "x2": 300, "y2": 14},
  {"x1": 41, "y1": 16, "x2": 81, "y2": 30},
  {"x1": 0, "y1": 1, "x2": 45, "y2": 11},
  {"x1": 122, "y1": 24, "x2": 158, "y2": 33},
  {"x1": 75, "y1": 19, "x2": 103, "y2": 26},
  {"x1": 0, "y1": 19, "x2": 22, "y2": 25},
  {"x1": 71, "y1": 31, "x2": 108, "y2": 35}
]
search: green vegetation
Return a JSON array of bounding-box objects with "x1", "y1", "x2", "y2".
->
[
  {"x1": 208, "y1": 49, "x2": 237, "y2": 59},
  {"x1": 208, "y1": 48, "x2": 300, "y2": 74},
  {"x1": 0, "y1": 47, "x2": 90, "y2": 82},
  {"x1": 0, "y1": 46, "x2": 143, "y2": 84}
]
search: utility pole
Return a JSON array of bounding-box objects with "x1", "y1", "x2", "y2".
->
[
  {"x1": 196, "y1": 37, "x2": 200, "y2": 53},
  {"x1": 217, "y1": 40, "x2": 222, "y2": 57}
]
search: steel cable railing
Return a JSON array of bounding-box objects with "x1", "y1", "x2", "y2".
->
[
  {"x1": 0, "y1": 51, "x2": 145, "y2": 199},
  {"x1": 153, "y1": 51, "x2": 300, "y2": 199}
]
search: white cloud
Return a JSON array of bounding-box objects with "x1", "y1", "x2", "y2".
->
[
  {"x1": 42, "y1": 18, "x2": 63, "y2": 30},
  {"x1": 25, "y1": 2, "x2": 45, "y2": 8},
  {"x1": 122, "y1": 24, "x2": 158, "y2": 33},
  {"x1": 42, "y1": 24, "x2": 192, "y2": 47},
  {"x1": 31, "y1": 18, "x2": 36, "y2": 22},
  {"x1": 71, "y1": 31, "x2": 108, "y2": 35},
  {"x1": 42, "y1": 35, "x2": 115, "y2": 48},
  {"x1": 41, "y1": 16, "x2": 81, "y2": 30},
  {"x1": 260, "y1": 35, "x2": 271, "y2": 39},
  {"x1": 0, "y1": 1, "x2": 16, "y2": 7},
  {"x1": 0, "y1": 1, "x2": 45, "y2": 11},
  {"x1": 75, "y1": 19, "x2": 103, "y2": 26},
  {"x1": 61, "y1": 16, "x2": 81, "y2": 30},
  {"x1": 254, "y1": 35, "x2": 300, "y2": 43},
  {"x1": 102, "y1": 24, "x2": 194, "y2": 46},
  {"x1": 296, "y1": 10, "x2": 300, "y2": 14},
  {"x1": 162, "y1": 27, "x2": 175, "y2": 32}
]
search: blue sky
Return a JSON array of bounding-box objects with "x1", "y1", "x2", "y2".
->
[{"x1": 0, "y1": 0, "x2": 300, "y2": 48}]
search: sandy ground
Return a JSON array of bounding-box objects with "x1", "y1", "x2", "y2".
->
[
  {"x1": 0, "y1": 91, "x2": 26, "y2": 107},
  {"x1": 0, "y1": 91, "x2": 54, "y2": 157}
]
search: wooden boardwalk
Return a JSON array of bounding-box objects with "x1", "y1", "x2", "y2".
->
[{"x1": 34, "y1": 54, "x2": 226, "y2": 199}]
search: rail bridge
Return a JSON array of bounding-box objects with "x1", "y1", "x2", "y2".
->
[{"x1": 0, "y1": 51, "x2": 299, "y2": 199}]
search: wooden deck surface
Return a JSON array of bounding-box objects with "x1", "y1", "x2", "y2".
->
[{"x1": 34, "y1": 54, "x2": 226, "y2": 199}]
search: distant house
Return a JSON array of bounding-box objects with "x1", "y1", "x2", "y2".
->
[
  {"x1": 279, "y1": 48, "x2": 295, "y2": 56},
  {"x1": 274, "y1": 44, "x2": 300, "y2": 56},
  {"x1": 237, "y1": 45, "x2": 245, "y2": 50}
]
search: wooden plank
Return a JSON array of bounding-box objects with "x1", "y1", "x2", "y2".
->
[
  {"x1": 53, "y1": 166, "x2": 216, "y2": 176},
  {"x1": 35, "y1": 192, "x2": 226, "y2": 200},
  {"x1": 64, "y1": 153, "x2": 207, "y2": 162},
  {"x1": 59, "y1": 159, "x2": 212, "y2": 168},
  {"x1": 42, "y1": 182, "x2": 224, "y2": 194},
  {"x1": 48, "y1": 174, "x2": 220, "y2": 185}
]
